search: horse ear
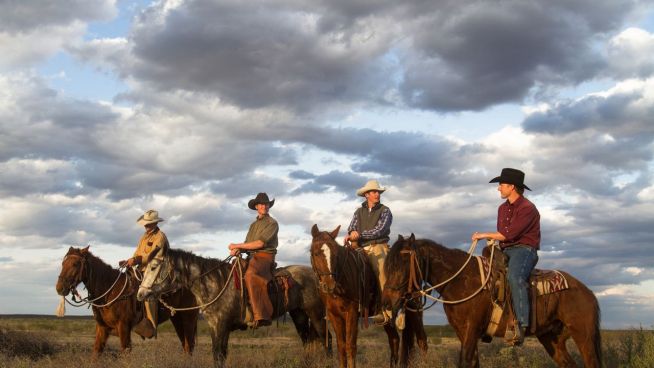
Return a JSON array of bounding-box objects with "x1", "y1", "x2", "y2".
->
[
  {"x1": 398, "y1": 234, "x2": 404, "y2": 242},
  {"x1": 311, "y1": 224, "x2": 320, "y2": 238},
  {"x1": 409, "y1": 233, "x2": 415, "y2": 242},
  {"x1": 329, "y1": 225, "x2": 341, "y2": 239},
  {"x1": 81, "y1": 245, "x2": 90, "y2": 253}
]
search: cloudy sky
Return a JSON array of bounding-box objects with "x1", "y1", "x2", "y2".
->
[{"x1": 1, "y1": 0, "x2": 653, "y2": 328}]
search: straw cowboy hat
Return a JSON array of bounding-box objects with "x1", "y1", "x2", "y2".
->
[
  {"x1": 489, "y1": 168, "x2": 532, "y2": 191},
  {"x1": 248, "y1": 192, "x2": 275, "y2": 210},
  {"x1": 356, "y1": 179, "x2": 386, "y2": 197},
  {"x1": 136, "y1": 209, "x2": 165, "y2": 226}
]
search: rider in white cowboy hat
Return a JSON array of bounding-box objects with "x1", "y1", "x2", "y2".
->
[
  {"x1": 119, "y1": 209, "x2": 170, "y2": 339},
  {"x1": 344, "y1": 179, "x2": 393, "y2": 325}
]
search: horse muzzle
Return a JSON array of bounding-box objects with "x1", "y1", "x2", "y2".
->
[{"x1": 136, "y1": 287, "x2": 152, "y2": 302}]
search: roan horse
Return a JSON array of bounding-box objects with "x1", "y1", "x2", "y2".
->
[
  {"x1": 383, "y1": 235, "x2": 602, "y2": 368},
  {"x1": 136, "y1": 247, "x2": 330, "y2": 367},
  {"x1": 55, "y1": 246, "x2": 199, "y2": 356},
  {"x1": 310, "y1": 225, "x2": 428, "y2": 368}
]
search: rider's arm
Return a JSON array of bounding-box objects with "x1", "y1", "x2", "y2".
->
[
  {"x1": 472, "y1": 231, "x2": 506, "y2": 241},
  {"x1": 345, "y1": 210, "x2": 360, "y2": 241}
]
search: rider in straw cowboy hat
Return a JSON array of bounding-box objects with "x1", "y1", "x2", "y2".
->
[
  {"x1": 119, "y1": 209, "x2": 170, "y2": 338},
  {"x1": 344, "y1": 179, "x2": 394, "y2": 325},
  {"x1": 228, "y1": 192, "x2": 279, "y2": 328},
  {"x1": 472, "y1": 168, "x2": 540, "y2": 346}
]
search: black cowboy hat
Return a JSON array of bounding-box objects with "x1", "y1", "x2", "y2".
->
[
  {"x1": 247, "y1": 192, "x2": 275, "y2": 210},
  {"x1": 489, "y1": 168, "x2": 532, "y2": 191}
]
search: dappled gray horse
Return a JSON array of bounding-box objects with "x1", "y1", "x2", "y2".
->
[{"x1": 137, "y1": 247, "x2": 330, "y2": 367}]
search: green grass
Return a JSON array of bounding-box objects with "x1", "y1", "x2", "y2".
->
[{"x1": 0, "y1": 316, "x2": 652, "y2": 367}]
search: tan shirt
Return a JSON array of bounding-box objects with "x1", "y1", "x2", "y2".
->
[
  {"x1": 244, "y1": 214, "x2": 278, "y2": 254},
  {"x1": 133, "y1": 227, "x2": 169, "y2": 268}
]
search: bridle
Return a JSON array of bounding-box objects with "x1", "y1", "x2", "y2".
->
[
  {"x1": 139, "y1": 256, "x2": 178, "y2": 297},
  {"x1": 310, "y1": 237, "x2": 344, "y2": 294},
  {"x1": 58, "y1": 251, "x2": 133, "y2": 308},
  {"x1": 384, "y1": 239, "x2": 495, "y2": 310},
  {"x1": 58, "y1": 253, "x2": 88, "y2": 300},
  {"x1": 384, "y1": 245, "x2": 435, "y2": 312}
]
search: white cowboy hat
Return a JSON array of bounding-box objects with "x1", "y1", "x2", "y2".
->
[
  {"x1": 356, "y1": 179, "x2": 386, "y2": 197},
  {"x1": 136, "y1": 209, "x2": 165, "y2": 226}
]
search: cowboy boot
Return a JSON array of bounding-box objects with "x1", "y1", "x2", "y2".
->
[{"x1": 505, "y1": 323, "x2": 527, "y2": 346}]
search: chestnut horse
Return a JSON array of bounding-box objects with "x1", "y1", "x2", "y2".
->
[
  {"x1": 55, "y1": 246, "x2": 199, "y2": 355},
  {"x1": 310, "y1": 225, "x2": 428, "y2": 368},
  {"x1": 136, "y1": 247, "x2": 331, "y2": 367},
  {"x1": 383, "y1": 235, "x2": 602, "y2": 368}
]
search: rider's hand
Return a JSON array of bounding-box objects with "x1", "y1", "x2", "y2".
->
[
  {"x1": 228, "y1": 243, "x2": 239, "y2": 251},
  {"x1": 471, "y1": 232, "x2": 485, "y2": 241},
  {"x1": 349, "y1": 231, "x2": 360, "y2": 241},
  {"x1": 229, "y1": 248, "x2": 240, "y2": 256}
]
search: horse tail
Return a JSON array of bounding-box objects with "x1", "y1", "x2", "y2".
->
[{"x1": 593, "y1": 295, "x2": 603, "y2": 364}]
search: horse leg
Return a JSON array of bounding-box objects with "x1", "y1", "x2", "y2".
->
[
  {"x1": 117, "y1": 321, "x2": 132, "y2": 354},
  {"x1": 384, "y1": 323, "x2": 400, "y2": 367},
  {"x1": 457, "y1": 328, "x2": 481, "y2": 368},
  {"x1": 210, "y1": 324, "x2": 230, "y2": 368},
  {"x1": 289, "y1": 309, "x2": 312, "y2": 345},
  {"x1": 185, "y1": 312, "x2": 199, "y2": 354},
  {"x1": 344, "y1": 306, "x2": 359, "y2": 368},
  {"x1": 306, "y1": 302, "x2": 333, "y2": 354},
  {"x1": 328, "y1": 311, "x2": 348, "y2": 368},
  {"x1": 171, "y1": 313, "x2": 197, "y2": 354},
  {"x1": 568, "y1": 323, "x2": 602, "y2": 368},
  {"x1": 93, "y1": 324, "x2": 110, "y2": 357},
  {"x1": 537, "y1": 328, "x2": 577, "y2": 367},
  {"x1": 410, "y1": 311, "x2": 428, "y2": 354}
]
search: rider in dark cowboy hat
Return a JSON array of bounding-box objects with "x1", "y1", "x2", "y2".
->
[
  {"x1": 228, "y1": 193, "x2": 279, "y2": 328},
  {"x1": 472, "y1": 168, "x2": 540, "y2": 346}
]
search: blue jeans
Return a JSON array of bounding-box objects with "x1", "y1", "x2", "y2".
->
[{"x1": 504, "y1": 245, "x2": 538, "y2": 327}]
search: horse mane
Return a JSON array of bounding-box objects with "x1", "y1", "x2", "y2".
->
[
  {"x1": 166, "y1": 248, "x2": 231, "y2": 282},
  {"x1": 70, "y1": 248, "x2": 121, "y2": 291},
  {"x1": 386, "y1": 237, "x2": 469, "y2": 274}
]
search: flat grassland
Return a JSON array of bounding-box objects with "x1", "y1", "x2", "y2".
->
[{"x1": 1, "y1": 315, "x2": 653, "y2": 367}]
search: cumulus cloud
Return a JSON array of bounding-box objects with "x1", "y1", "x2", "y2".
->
[
  {"x1": 607, "y1": 28, "x2": 654, "y2": 79},
  {"x1": 0, "y1": 0, "x2": 116, "y2": 70}
]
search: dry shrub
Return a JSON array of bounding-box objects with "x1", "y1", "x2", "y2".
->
[{"x1": 0, "y1": 327, "x2": 56, "y2": 360}]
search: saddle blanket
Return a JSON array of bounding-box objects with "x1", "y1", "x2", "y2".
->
[{"x1": 476, "y1": 256, "x2": 570, "y2": 296}]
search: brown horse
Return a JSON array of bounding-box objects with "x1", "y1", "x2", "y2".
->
[
  {"x1": 55, "y1": 246, "x2": 199, "y2": 356},
  {"x1": 310, "y1": 225, "x2": 428, "y2": 368},
  {"x1": 136, "y1": 246, "x2": 331, "y2": 367},
  {"x1": 383, "y1": 235, "x2": 602, "y2": 368}
]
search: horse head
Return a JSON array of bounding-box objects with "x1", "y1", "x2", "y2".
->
[
  {"x1": 310, "y1": 224, "x2": 342, "y2": 294},
  {"x1": 56, "y1": 246, "x2": 90, "y2": 296},
  {"x1": 136, "y1": 247, "x2": 178, "y2": 301},
  {"x1": 382, "y1": 233, "x2": 420, "y2": 314}
]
